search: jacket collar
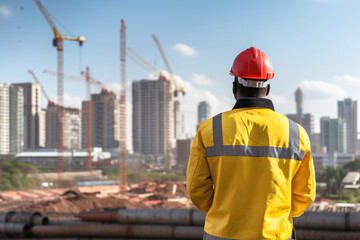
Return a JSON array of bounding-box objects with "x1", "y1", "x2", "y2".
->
[{"x1": 232, "y1": 97, "x2": 275, "y2": 111}]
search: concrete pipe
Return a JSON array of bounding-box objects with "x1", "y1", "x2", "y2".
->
[
  {"x1": 0, "y1": 212, "x2": 15, "y2": 222},
  {"x1": 76, "y1": 211, "x2": 118, "y2": 222},
  {"x1": 48, "y1": 220, "x2": 103, "y2": 226},
  {"x1": 296, "y1": 229, "x2": 360, "y2": 240},
  {"x1": 7, "y1": 212, "x2": 48, "y2": 226},
  {"x1": 31, "y1": 224, "x2": 203, "y2": 239},
  {"x1": 0, "y1": 238, "x2": 193, "y2": 240},
  {"x1": 117, "y1": 209, "x2": 205, "y2": 226},
  {"x1": 294, "y1": 212, "x2": 360, "y2": 231},
  {"x1": 0, "y1": 223, "x2": 30, "y2": 235}
]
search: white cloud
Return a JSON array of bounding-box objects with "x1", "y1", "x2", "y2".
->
[
  {"x1": 0, "y1": 5, "x2": 12, "y2": 18},
  {"x1": 192, "y1": 73, "x2": 214, "y2": 86},
  {"x1": 63, "y1": 93, "x2": 82, "y2": 108},
  {"x1": 107, "y1": 83, "x2": 121, "y2": 92},
  {"x1": 299, "y1": 80, "x2": 347, "y2": 100},
  {"x1": 105, "y1": 82, "x2": 132, "y2": 95},
  {"x1": 333, "y1": 75, "x2": 360, "y2": 86},
  {"x1": 268, "y1": 93, "x2": 294, "y2": 116},
  {"x1": 269, "y1": 94, "x2": 288, "y2": 105},
  {"x1": 172, "y1": 43, "x2": 197, "y2": 57}
]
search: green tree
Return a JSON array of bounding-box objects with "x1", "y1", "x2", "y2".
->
[
  {"x1": 318, "y1": 166, "x2": 347, "y2": 195},
  {"x1": 343, "y1": 159, "x2": 360, "y2": 172},
  {"x1": 0, "y1": 157, "x2": 40, "y2": 191}
]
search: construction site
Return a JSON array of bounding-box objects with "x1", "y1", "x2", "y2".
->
[{"x1": 1, "y1": 0, "x2": 360, "y2": 239}]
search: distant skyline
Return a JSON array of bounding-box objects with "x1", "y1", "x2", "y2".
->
[{"x1": 2, "y1": 0, "x2": 360, "y2": 146}]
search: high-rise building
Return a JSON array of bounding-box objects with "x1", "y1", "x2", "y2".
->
[
  {"x1": 0, "y1": 83, "x2": 24, "y2": 154},
  {"x1": 176, "y1": 138, "x2": 193, "y2": 169},
  {"x1": 132, "y1": 79, "x2": 172, "y2": 157},
  {"x1": 295, "y1": 87, "x2": 303, "y2": 124},
  {"x1": 287, "y1": 88, "x2": 314, "y2": 136},
  {"x1": 198, "y1": 101, "x2": 211, "y2": 124},
  {"x1": 174, "y1": 100, "x2": 183, "y2": 140},
  {"x1": 320, "y1": 117, "x2": 347, "y2": 153},
  {"x1": 310, "y1": 133, "x2": 326, "y2": 153},
  {"x1": 82, "y1": 89, "x2": 120, "y2": 149},
  {"x1": 286, "y1": 113, "x2": 314, "y2": 136},
  {"x1": 302, "y1": 113, "x2": 314, "y2": 136},
  {"x1": 46, "y1": 103, "x2": 82, "y2": 150},
  {"x1": 39, "y1": 109, "x2": 46, "y2": 147},
  {"x1": 338, "y1": 98, "x2": 357, "y2": 153},
  {"x1": 14, "y1": 83, "x2": 43, "y2": 149}
]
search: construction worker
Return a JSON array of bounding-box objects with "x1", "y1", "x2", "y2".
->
[{"x1": 187, "y1": 47, "x2": 316, "y2": 240}]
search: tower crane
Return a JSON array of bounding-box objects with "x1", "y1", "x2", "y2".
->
[
  {"x1": 152, "y1": 34, "x2": 186, "y2": 97},
  {"x1": 43, "y1": 70, "x2": 104, "y2": 89},
  {"x1": 34, "y1": 0, "x2": 86, "y2": 174},
  {"x1": 152, "y1": 34, "x2": 186, "y2": 171},
  {"x1": 126, "y1": 47, "x2": 167, "y2": 81},
  {"x1": 28, "y1": 69, "x2": 54, "y2": 105},
  {"x1": 43, "y1": 68, "x2": 104, "y2": 172},
  {"x1": 119, "y1": 19, "x2": 127, "y2": 194}
]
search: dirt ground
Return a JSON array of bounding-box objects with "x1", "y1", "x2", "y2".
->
[{"x1": 0, "y1": 180, "x2": 194, "y2": 219}]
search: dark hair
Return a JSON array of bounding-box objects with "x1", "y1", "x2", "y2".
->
[{"x1": 234, "y1": 78, "x2": 268, "y2": 97}]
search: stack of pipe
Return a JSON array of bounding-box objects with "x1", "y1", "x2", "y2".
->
[
  {"x1": 0, "y1": 209, "x2": 359, "y2": 239},
  {"x1": 0, "y1": 211, "x2": 48, "y2": 237},
  {"x1": 294, "y1": 211, "x2": 360, "y2": 240}
]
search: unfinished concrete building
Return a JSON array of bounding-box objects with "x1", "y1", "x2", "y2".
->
[
  {"x1": 132, "y1": 79, "x2": 173, "y2": 158},
  {"x1": 82, "y1": 89, "x2": 120, "y2": 150},
  {"x1": 46, "y1": 103, "x2": 82, "y2": 150}
]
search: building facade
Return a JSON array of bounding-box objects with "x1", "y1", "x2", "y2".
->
[
  {"x1": 176, "y1": 138, "x2": 193, "y2": 168},
  {"x1": 198, "y1": 101, "x2": 211, "y2": 124},
  {"x1": 14, "y1": 83, "x2": 43, "y2": 149},
  {"x1": 82, "y1": 89, "x2": 120, "y2": 150},
  {"x1": 46, "y1": 103, "x2": 82, "y2": 150},
  {"x1": 302, "y1": 113, "x2": 314, "y2": 136},
  {"x1": 174, "y1": 100, "x2": 183, "y2": 140},
  {"x1": 320, "y1": 117, "x2": 347, "y2": 153},
  {"x1": 132, "y1": 79, "x2": 172, "y2": 157},
  {"x1": 0, "y1": 83, "x2": 24, "y2": 154},
  {"x1": 338, "y1": 98, "x2": 358, "y2": 153}
]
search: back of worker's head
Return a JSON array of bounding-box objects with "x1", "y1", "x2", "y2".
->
[{"x1": 230, "y1": 47, "x2": 274, "y2": 99}]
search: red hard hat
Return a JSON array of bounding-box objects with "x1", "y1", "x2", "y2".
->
[{"x1": 230, "y1": 47, "x2": 274, "y2": 80}]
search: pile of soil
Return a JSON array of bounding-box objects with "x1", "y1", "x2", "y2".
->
[{"x1": 2, "y1": 181, "x2": 193, "y2": 218}]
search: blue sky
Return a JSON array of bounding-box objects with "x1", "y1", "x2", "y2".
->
[{"x1": 1, "y1": 0, "x2": 360, "y2": 144}]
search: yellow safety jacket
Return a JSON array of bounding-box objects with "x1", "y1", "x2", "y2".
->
[{"x1": 187, "y1": 98, "x2": 316, "y2": 240}]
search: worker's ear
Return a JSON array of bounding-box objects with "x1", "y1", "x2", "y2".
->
[
  {"x1": 266, "y1": 84, "x2": 270, "y2": 96},
  {"x1": 232, "y1": 81, "x2": 237, "y2": 100}
]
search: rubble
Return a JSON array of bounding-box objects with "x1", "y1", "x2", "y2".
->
[{"x1": 0, "y1": 181, "x2": 193, "y2": 219}]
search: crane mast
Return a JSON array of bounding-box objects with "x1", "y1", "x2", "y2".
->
[
  {"x1": 34, "y1": 0, "x2": 86, "y2": 173},
  {"x1": 28, "y1": 70, "x2": 51, "y2": 103},
  {"x1": 152, "y1": 34, "x2": 186, "y2": 97},
  {"x1": 119, "y1": 19, "x2": 127, "y2": 193},
  {"x1": 43, "y1": 69, "x2": 104, "y2": 89},
  {"x1": 43, "y1": 68, "x2": 106, "y2": 172},
  {"x1": 85, "y1": 66, "x2": 92, "y2": 171},
  {"x1": 152, "y1": 34, "x2": 187, "y2": 171}
]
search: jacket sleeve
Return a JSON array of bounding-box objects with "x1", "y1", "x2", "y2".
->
[
  {"x1": 187, "y1": 125, "x2": 214, "y2": 214},
  {"x1": 291, "y1": 145, "x2": 316, "y2": 217}
]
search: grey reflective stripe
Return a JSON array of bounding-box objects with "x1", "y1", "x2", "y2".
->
[
  {"x1": 213, "y1": 113, "x2": 223, "y2": 146},
  {"x1": 288, "y1": 119, "x2": 299, "y2": 150},
  {"x1": 205, "y1": 113, "x2": 304, "y2": 161},
  {"x1": 204, "y1": 231, "x2": 235, "y2": 240},
  {"x1": 204, "y1": 231, "x2": 294, "y2": 240},
  {"x1": 205, "y1": 145, "x2": 304, "y2": 160}
]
